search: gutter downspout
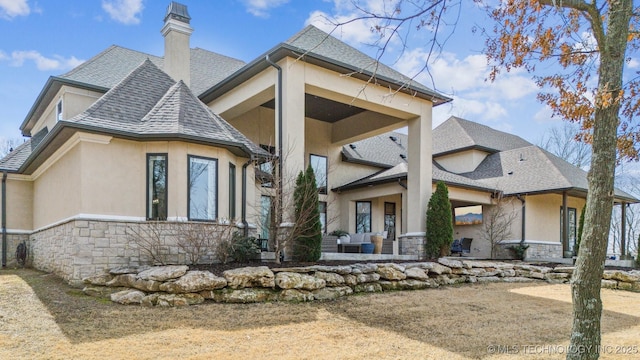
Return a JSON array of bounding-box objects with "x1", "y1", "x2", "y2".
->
[
  {"x1": 516, "y1": 194, "x2": 526, "y2": 245},
  {"x1": 2, "y1": 171, "x2": 7, "y2": 268},
  {"x1": 265, "y1": 54, "x2": 283, "y2": 225},
  {"x1": 241, "y1": 158, "x2": 253, "y2": 237}
]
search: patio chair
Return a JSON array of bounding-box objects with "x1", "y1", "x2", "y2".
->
[{"x1": 450, "y1": 239, "x2": 462, "y2": 255}]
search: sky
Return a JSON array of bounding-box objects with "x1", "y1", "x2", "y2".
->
[{"x1": 0, "y1": 0, "x2": 629, "y2": 160}]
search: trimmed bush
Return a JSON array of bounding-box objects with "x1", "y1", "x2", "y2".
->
[
  {"x1": 292, "y1": 165, "x2": 322, "y2": 261},
  {"x1": 425, "y1": 181, "x2": 454, "y2": 258}
]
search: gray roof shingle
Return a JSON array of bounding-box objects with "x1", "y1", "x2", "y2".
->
[
  {"x1": 0, "y1": 140, "x2": 32, "y2": 172},
  {"x1": 66, "y1": 59, "x2": 266, "y2": 157},
  {"x1": 60, "y1": 45, "x2": 246, "y2": 97}
]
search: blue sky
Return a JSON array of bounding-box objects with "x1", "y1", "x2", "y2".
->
[{"x1": 0, "y1": 0, "x2": 594, "y2": 147}]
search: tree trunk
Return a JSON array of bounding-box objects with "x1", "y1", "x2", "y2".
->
[{"x1": 568, "y1": 2, "x2": 632, "y2": 359}]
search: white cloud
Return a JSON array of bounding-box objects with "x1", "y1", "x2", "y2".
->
[
  {"x1": 0, "y1": 0, "x2": 30, "y2": 19},
  {"x1": 102, "y1": 0, "x2": 143, "y2": 25},
  {"x1": 628, "y1": 58, "x2": 639, "y2": 69},
  {"x1": 241, "y1": 0, "x2": 289, "y2": 18},
  {"x1": 4, "y1": 50, "x2": 83, "y2": 71}
]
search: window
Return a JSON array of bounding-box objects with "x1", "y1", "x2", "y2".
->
[
  {"x1": 229, "y1": 163, "x2": 236, "y2": 219},
  {"x1": 319, "y1": 201, "x2": 327, "y2": 234},
  {"x1": 260, "y1": 195, "x2": 273, "y2": 240},
  {"x1": 384, "y1": 202, "x2": 396, "y2": 240},
  {"x1": 56, "y1": 99, "x2": 63, "y2": 121},
  {"x1": 560, "y1": 207, "x2": 577, "y2": 253},
  {"x1": 188, "y1": 155, "x2": 218, "y2": 221},
  {"x1": 147, "y1": 154, "x2": 167, "y2": 220},
  {"x1": 355, "y1": 201, "x2": 371, "y2": 233},
  {"x1": 310, "y1": 154, "x2": 327, "y2": 194},
  {"x1": 258, "y1": 145, "x2": 276, "y2": 187}
]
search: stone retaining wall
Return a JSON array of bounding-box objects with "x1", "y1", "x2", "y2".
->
[{"x1": 82, "y1": 258, "x2": 640, "y2": 307}]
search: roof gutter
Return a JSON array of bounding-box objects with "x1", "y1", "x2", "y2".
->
[
  {"x1": 241, "y1": 158, "x2": 253, "y2": 237},
  {"x1": 265, "y1": 54, "x2": 283, "y2": 225},
  {"x1": 2, "y1": 171, "x2": 7, "y2": 268}
]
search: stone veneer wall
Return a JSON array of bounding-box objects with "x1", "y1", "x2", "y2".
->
[
  {"x1": 398, "y1": 235, "x2": 425, "y2": 258},
  {"x1": 29, "y1": 219, "x2": 244, "y2": 286},
  {"x1": 2, "y1": 232, "x2": 30, "y2": 267},
  {"x1": 496, "y1": 240, "x2": 563, "y2": 260},
  {"x1": 81, "y1": 258, "x2": 640, "y2": 307}
]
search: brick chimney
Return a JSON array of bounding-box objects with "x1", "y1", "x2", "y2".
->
[{"x1": 161, "y1": 2, "x2": 192, "y2": 87}]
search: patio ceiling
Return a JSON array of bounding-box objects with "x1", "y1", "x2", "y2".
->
[{"x1": 261, "y1": 93, "x2": 367, "y2": 123}]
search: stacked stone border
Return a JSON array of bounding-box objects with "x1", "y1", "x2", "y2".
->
[{"x1": 81, "y1": 258, "x2": 640, "y2": 307}]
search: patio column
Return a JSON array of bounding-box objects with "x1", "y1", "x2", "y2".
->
[
  {"x1": 278, "y1": 57, "x2": 306, "y2": 216},
  {"x1": 621, "y1": 202, "x2": 627, "y2": 258},
  {"x1": 406, "y1": 103, "x2": 432, "y2": 234}
]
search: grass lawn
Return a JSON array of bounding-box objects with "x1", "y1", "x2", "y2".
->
[{"x1": 1, "y1": 268, "x2": 639, "y2": 359}]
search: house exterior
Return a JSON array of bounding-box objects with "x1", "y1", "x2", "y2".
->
[{"x1": 0, "y1": 2, "x2": 636, "y2": 283}]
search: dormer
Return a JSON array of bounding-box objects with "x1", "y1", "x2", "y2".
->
[{"x1": 434, "y1": 149, "x2": 490, "y2": 174}]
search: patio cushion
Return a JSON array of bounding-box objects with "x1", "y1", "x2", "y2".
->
[
  {"x1": 339, "y1": 235, "x2": 350, "y2": 244},
  {"x1": 350, "y1": 233, "x2": 365, "y2": 244}
]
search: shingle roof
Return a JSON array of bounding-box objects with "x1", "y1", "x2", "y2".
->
[
  {"x1": 433, "y1": 116, "x2": 532, "y2": 156},
  {"x1": 60, "y1": 45, "x2": 246, "y2": 97},
  {"x1": 0, "y1": 140, "x2": 32, "y2": 172},
  {"x1": 337, "y1": 117, "x2": 638, "y2": 202},
  {"x1": 284, "y1": 26, "x2": 449, "y2": 103},
  {"x1": 64, "y1": 59, "x2": 266, "y2": 157},
  {"x1": 342, "y1": 132, "x2": 408, "y2": 168}
]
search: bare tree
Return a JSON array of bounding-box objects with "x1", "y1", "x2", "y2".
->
[
  {"x1": 479, "y1": 192, "x2": 519, "y2": 259},
  {"x1": 539, "y1": 122, "x2": 592, "y2": 169}
]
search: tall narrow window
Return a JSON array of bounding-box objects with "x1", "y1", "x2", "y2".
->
[
  {"x1": 384, "y1": 202, "x2": 396, "y2": 240},
  {"x1": 147, "y1": 154, "x2": 167, "y2": 220},
  {"x1": 560, "y1": 207, "x2": 577, "y2": 253},
  {"x1": 260, "y1": 195, "x2": 273, "y2": 240},
  {"x1": 229, "y1": 163, "x2": 236, "y2": 220},
  {"x1": 56, "y1": 100, "x2": 63, "y2": 121},
  {"x1": 319, "y1": 201, "x2": 327, "y2": 234},
  {"x1": 188, "y1": 155, "x2": 218, "y2": 221},
  {"x1": 355, "y1": 201, "x2": 371, "y2": 233},
  {"x1": 310, "y1": 154, "x2": 327, "y2": 194},
  {"x1": 258, "y1": 145, "x2": 276, "y2": 187}
]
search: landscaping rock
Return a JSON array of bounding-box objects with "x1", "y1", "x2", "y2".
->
[
  {"x1": 501, "y1": 269, "x2": 516, "y2": 277},
  {"x1": 545, "y1": 272, "x2": 570, "y2": 282},
  {"x1": 159, "y1": 271, "x2": 227, "y2": 293},
  {"x1": 311, "y1": 265, "x2": 352, "y2": 275},
  {"x1": 553, "y1": 266, "x2": 575, "y2": 274},
  {"x1": 451, "y1": 267, "x2": 470, "y2": 275},
  {"x1": 314, "y1": 271, "x2": 346, "y2": 286},
  {"x1": 475, "y1": 276, "x2": 501, "y2": 283},
  {"x1": 106, "y1": 274, "x2": 162, "y2": 292},
  {"x1": 617, "y1": 282, "x2": 640, "y2": 292},
  {"x1": 356, "y1": 273, "x2": 381, "y2": 283},
  {"x1": 501, "y1": 277, "x2": 535, "y2": 283},
  {"x1": 109, "y1": 265, "x2": 151, "y2": 275},
  {"x1": 438, "y1": 258, "x2": 463, "y2": 268},
  {"x1": 313, "y1": 286, "x2": 353, "y2": 300},
  {"x1": 603, "y1": 270, "x2": 640, "y2": 283},
  {"x1": 342, "y1": 274, "x2": 357, "y2": 286},
  {"x1": 423, "y1": 262, "x2": 452, "y2": 275},
  {"x1": 376, "y1": 263, "x2": 407, "y2": 280},
  {"x1": 138, "y1": 265, "x2": 189, "y2": 281},
  {"x1": 601, "y1": 279, "x2": 618, "y2": 289},
  {"x1": 83, "y1": 272, "x2": 114, "y2": 286},
  {"x1": 82, "y1": 286, "x2": 126, "y2": 297},
  {"x1": 351, "y1": 263, "x2": 378, "y2": 274},
  {"x1": 353, "y1": 283, "x2": 382, "y2": 293},
  {"x1": 279, "y1": 289, "x2": 315, "y2": 302},
  {"x1": 202, "y1": 288, "x2": 277, "y2": 303},
  {"x1": 111, "y1": 289, "x2": 145, "y2": 305},
  {"x1": 405, "y1": 267, "x2": 429, "y2": 281},
  {"x1": 380, "y1": 279, "x2": 433, "y2": 291},
  {"x1": 223, "y1": 266, "x2": 275, "y2": 289},
  {"x1": 275, "y1": 272, "x2": 326, "y2": 290}
]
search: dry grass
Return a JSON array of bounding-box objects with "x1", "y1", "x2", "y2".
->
[{"x1": 1, "y1": 268, "x2": 639, "y2": 359}]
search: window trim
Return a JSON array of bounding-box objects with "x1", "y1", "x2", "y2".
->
[
  {"x1": 310, "y1": 153, "x2": 328, "y2": 194},
  {"x1": 229, "y1": 162, "x2": 236, "y2": 220},
  {"x1": 146, "y1": 153, "x2": 168, "y2": 221},
  {"x1": 56, "y1": 99, "x2": 63, "y2": 121},
  {"x1": 355, "y1": 200, "x2": 372, "y2": 233},
  {"x1": 187, "y1": 155, "x2": 219, "y2": 222}
]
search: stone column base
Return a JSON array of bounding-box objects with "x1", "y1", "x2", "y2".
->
[{"x1": 398, "y1": 233, "x2": 426, "y2": 260}]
